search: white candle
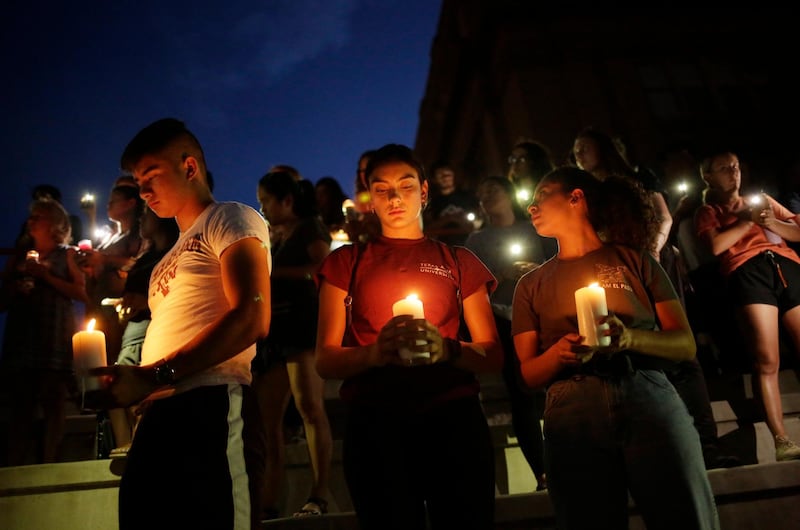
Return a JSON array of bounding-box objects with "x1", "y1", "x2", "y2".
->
[
  {"x1": 72, "y1": 318, "x2": 107, "y2": 391},
  {"x1": 391, "y1": 294, "x2": 429, "y2": 362},
  {"x1": 574, "y1": 283, "x2": 611, "y2": 348}
]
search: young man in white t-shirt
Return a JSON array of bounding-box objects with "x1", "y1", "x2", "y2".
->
[{"x1": 92, "y1": 117, "x2": 272, "y2": 530}]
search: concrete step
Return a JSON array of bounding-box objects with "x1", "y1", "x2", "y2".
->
[
  {"x1": 4, "y1": 368, "x2": 799, "y2": 527},
  {"x1": 3, "y1": 458, "x2": 798, "y2": 530}
]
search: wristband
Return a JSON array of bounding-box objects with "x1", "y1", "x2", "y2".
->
[{"x1": 445, "y1": 338, "x2": 462, "y2": 363}]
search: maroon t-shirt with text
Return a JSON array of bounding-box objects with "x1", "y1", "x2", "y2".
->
[{"x1": 318, "y1": 236, "x2": 496, "y2": 412}]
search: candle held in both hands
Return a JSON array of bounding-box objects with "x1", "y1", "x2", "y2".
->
[
  {"x1": 391, "y1": 294, "x2": 429, "y2": 363},
  {"x1": 72, "y1": 318, "x2": 107, "y2": 391},
  {"x1": 574, "y1": 283, "x2": 611, "y2": 349}
]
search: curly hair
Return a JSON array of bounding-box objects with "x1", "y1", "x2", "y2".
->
[
  {"x1": 541, "y1": 167, "x2": 659, "y2": 253},
  {"x1": 258, "y1": 170, "x2": 318, "y2": 219},
  {"x1": 599, "y1": 175, "x2": 660, "y2": 254}
]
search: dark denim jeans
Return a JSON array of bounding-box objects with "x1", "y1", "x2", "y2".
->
[{"x1": 544, "y1": 369, "x2": 720, "y2": 530}]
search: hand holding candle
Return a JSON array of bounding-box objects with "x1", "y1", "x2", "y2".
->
[
  {"x1": 330, "y1": 228, "x2": 351, "y2": 250},
  {"x1": 575, "y1": 283, "x2": 611, "y2": 351},
  {"x1": 391, "y1": 294, "x2": 430, "y2": 363},
  {"x1": 80, "y1": 193, "x2": 95, "y2": 209},
  {"x1": 72, "y1": 318, "x2": 107, "y2": 392}
]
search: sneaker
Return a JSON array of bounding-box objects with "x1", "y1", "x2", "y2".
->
[{"x1": 775, "y1": 436, "x2": 800, "y2": 461}]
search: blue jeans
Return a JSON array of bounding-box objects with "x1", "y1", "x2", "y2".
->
[{"x1": 544, "y1": 369, "x2": 720, "y2": 530}]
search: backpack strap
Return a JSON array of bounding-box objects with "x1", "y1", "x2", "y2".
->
[
  {"x1": 343, "y1": 241, "x2": 463, "y2": 341},
  {"x1": 344, "y1": 243, "x2": 365, "y2": 330},
  {"x1": 446, "y1": 244, "x2": 463, "y2": 317}
]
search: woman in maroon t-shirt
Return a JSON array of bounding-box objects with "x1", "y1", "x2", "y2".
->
[{"x1": 316, "y1": 143, "x2": 502, "y2": 530}]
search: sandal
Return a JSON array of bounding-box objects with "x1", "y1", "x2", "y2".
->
[
  {"x1": 110, "y1": 443, "x2": 131, "y2": 459},
  {"x1": 293, "y1": 496, "x2": 328, "y2": 517}
]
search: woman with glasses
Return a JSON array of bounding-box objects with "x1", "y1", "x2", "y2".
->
[{"x1": 506, "y1": 139, "x2": 556, "y2": 206}]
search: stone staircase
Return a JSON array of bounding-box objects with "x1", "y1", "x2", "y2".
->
[{"x1": 1, "y1": 367, "x2": 799, "y2": 529}]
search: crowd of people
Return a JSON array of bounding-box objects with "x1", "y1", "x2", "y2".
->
[{"x1": 2, "y1": 118, "x2": 800, "y2": 529}]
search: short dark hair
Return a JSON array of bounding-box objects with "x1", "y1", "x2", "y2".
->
[
  {"x1": 32, "y1": 184, "x2": 62, "y2": 202},
  {"x1": 478, "y1": 175, "x2": 529, "y2": 220},
  {"x1": 365, "y1": 144, "x2": 426, "y2": 185},
  {"x1": 120, "y1": 117, "x2": 205, "y2": 172},
  {"x1": 430, "y1": 160, "x2": 454, "y2": 174},
  {"x1": 258, "y1": 170, "x2": 318, "y2": 219}
]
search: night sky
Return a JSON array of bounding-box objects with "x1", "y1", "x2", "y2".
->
[{"x1": 1, "y1": 0, "x2": 442, "y2": 337}]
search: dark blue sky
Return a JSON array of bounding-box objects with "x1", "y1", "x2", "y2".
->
[
  {"x1": 3, "y1": 0, "x2": 441, "y2": 241},
  {"x1": 1, "y1": 0, "x2": 442, "y2": 334}
]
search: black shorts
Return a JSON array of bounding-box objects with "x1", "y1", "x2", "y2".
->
[
  {"x1": 728, "y1": 250, "x2": 800, "y2": 312},
  {"x1": 120, "y1": 384, "x2": 265, "y2": 529}
]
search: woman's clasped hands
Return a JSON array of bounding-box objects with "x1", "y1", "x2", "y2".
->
[{"x1": 371, "y1": 314, "x2": 451, "y2": 367}]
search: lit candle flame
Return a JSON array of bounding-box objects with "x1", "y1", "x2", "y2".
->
[{"x1": 87, "y1": 318, "x2": 96, "y2": 332}]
